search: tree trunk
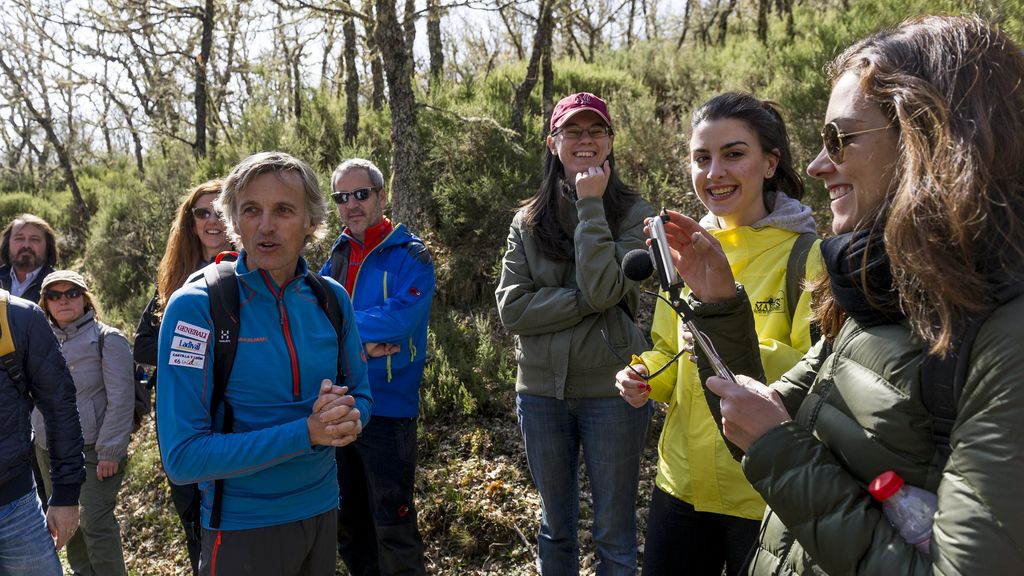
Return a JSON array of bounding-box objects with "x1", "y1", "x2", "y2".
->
[
  {"x1": 757, "y1": 0, "x2": 769, "y2": 44},
  {"x1": 716, "y1": 0, "x2": 737, "y2": 46},
  {"x1": 194, "y1": 0, "x2": 214, "y2": 158},
  {"x1": 626, "y1": 0, "x2": 636, "y2": 47},
  {"x1": 498, "y1": 4, "x2": 524, "y2": 60},
  {"x1": 427, "y1": 0, "x2": 444, "y2": 84},
  {"x1": 374, "y1": 0, "x2": 425, "y2": 230},
  {"x1": 677, "y1": 0, "x2": 693, "y2": 49},
  {"x1": 342, "y1": 5, "x2": 360, "y2": 145},
  {"x1": 320, "y1": 18, "x2": 337, "y2": 92},
  {"x1": 510, "y1": 0, "x2": 553, "y2": 138},
  {"x1": 403, "y1": 0, "x2": 417, "y2": 65},
  {"x1": 541, "y1": 5, "x2": 554, "y2": 132},
  {"x1": 364, "y1": 3, "x2": 386, "y2": 111}
]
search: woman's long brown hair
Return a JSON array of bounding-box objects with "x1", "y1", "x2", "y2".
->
[
  {"x1": 813, "y1": 15, "x2": 1024, "y2": 355},
  {"x1": 155, "y1": 180, "x2": 226, "y2": 315}
]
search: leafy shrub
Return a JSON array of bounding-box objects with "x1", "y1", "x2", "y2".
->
[{"x1": 421, "y1": 310, "x2": 515, "y2": 421}]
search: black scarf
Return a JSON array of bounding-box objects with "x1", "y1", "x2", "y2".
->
[{"x1": 820, "y1": 228, "x2": 905, "y2": 327}]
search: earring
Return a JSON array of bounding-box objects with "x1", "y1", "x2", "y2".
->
[{"x1": 766, "y1": 169, "x2": 775, "y2": 178}]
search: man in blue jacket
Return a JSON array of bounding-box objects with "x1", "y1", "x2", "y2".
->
[
  {"x1": 322, "y1": 158, "x2": 434, "y2": 575},
  {"x1": 157, "y1": 151, "x2": 372, "y2": 576},
  {"x1": 0, "y1": 290, "x2": 84, "y2": 576}
]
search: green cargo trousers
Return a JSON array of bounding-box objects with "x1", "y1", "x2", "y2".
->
[{"x1": 36, "y1": 444, "x2": 128, "y2": 576}]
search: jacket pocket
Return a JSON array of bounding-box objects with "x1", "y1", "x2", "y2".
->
[{"x1": 77, "y1": 397, "x2": 98, "y2": 445}]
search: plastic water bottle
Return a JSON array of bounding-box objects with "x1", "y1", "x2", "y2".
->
[{"x1": 869, "y1": 470, "x2": 937, "y2": 553}]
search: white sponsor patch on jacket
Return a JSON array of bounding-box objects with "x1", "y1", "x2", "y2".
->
[
  {"x1": 169, "y1": 351, "x2": 205, "y2": 370},
  {"x1": 171, "y1": 335, "x2": 207, "y2": 355},
  {"x1": 174, "y1": 320, "x2": 210, "y2": 342}
]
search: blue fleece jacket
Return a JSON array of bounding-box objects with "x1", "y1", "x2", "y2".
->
[
  {"x1": 320, "y1": 223, "x2": 434, "y2": 417},
  {"x1": 156, "y1": 254, "x2": 371, "y2": 530}
]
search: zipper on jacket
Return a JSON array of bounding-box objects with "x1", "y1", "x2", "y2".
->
[
  {"x1": 349, "y1": 232, "x2": 400, "y2": 383},
  {"x1": 349, "y1": 228, "x2": 399, "y2": 301},
  {"x1": 383, "y1": 271, "x2": 392, "y2": 382},
  {"x1": 260, "y1": 270, "x2": 302, "y2": 398}
]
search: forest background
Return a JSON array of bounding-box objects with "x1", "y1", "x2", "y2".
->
[{"x1": 2, "y1": 0, "x2": 1022, "y2": 573}]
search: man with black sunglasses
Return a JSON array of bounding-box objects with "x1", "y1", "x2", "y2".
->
[
  {"x1": 321, "y1": 158, "x2": 434, "y2": 576},
  {"x1": 0, "y1": 214, "x2": 59, "y2": 304}
]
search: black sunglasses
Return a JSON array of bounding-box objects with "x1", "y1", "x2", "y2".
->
[
  {"x1": 192, "y1": 207, "x2": 223, "y2": 220},
  {"x1": 44, "y1": 288, "x2": 84, "y2": 301},
  {"x1": 821, "y1": 121, "x2": 890, "y2": 164},
  {"x1": 331, "y1": 187, "x2": 377, "y2": 204}
]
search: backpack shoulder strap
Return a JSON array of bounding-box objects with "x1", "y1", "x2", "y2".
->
[
  {"x1": 785, "y1": 232, "x2": 818, "y2": 325},
  {"x1": 304, "y1": 271, "x2": 346, "y2": 388},
  {"x1": 328, "y1": 242, "x2": 352, "y2": 283},
  {"x1": 923, "y1": 281, "x2": 1024, "y2": 461},
  {"x1": 0, "y1": 289, "x2": 25, "y2": 396},
  {"x1": 203, "y1": 260, "x2": 239, "y2": 529}
]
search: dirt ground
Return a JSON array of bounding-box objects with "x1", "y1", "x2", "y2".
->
[{"x1": 114, "y1": 393, "x2": 663, "y2": 575}]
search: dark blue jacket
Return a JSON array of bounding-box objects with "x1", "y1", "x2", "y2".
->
[
  {"x1": 0, "y1": 264, "x2": 55, "y2": 305},
  {"x1": 0, "y1": 292, "x2": 84, "y2": 506},
  {"x1": 321, "y1": 223, "x2": 434, "y2": 417}
]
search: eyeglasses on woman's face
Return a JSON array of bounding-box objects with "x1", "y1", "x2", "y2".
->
[
  {"x1": 192, "y1": 207, "x2": 224, "y2": 220},
  {"x1": 820, "y1": 121, "x2": 891, "y2": 164},
  {"x1": 44, "y1": 288, "x2": 84, "y2": 301},
  {"x1": 554, "y1": 125, "x2": 613, "y2": 140},
  {"x1": 331, "y1": 187, "x2": 377, "y2": 204}
]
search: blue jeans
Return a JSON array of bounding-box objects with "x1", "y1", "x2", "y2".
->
[
  {"x1": 517, "y1": 394, "x2": 653, "y2": 576},
  {"x1": 0, "y1": 489, "x2": 63, "y2": 576}
]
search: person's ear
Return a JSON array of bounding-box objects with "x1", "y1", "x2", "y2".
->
[
  {"x1": 766, "y1": 148, "x2": 781, "y2": 179},
  {"x1": 546, "y1": 134, "x2": 557, "y2": 155}
]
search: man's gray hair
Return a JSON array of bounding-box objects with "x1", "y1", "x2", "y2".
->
[
  {"x1": 218, "y1": 151, "x2": 328, "y2": 246},
  {"x1": 330, "y1": 158, "x2": 386, "y2": 191}
]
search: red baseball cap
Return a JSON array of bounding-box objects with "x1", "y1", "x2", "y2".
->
[{"x1": 549, "y1": 92, "x2": 612, "y2": 131}]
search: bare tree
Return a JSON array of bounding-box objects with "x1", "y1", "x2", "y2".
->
[
  {"x1": 0, "y1": 48, "x2": 89, "y2": 235},
  {"x1": 510, "y1": 0, "x2": 553, "y2": 137}
]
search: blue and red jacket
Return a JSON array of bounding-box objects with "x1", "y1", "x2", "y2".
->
[
  {"x1": 156, "y1": 254, "x2": 371, "y2": 530},
  {"x1": 321, "y1": 221, "x2": 434, "y2": 418}
]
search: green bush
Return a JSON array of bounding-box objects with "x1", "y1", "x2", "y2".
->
[{"x1": 421, "y1": 309, "x2": 515, "y2": 421}]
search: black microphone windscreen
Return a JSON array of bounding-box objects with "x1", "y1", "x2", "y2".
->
[{"x1": 623, "y1": 249, "x2": 654, "y2": 282}]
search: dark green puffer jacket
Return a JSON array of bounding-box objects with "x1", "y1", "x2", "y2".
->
[{"x1": 691, "y1": 288, "x2": 1024, "y2": 576}]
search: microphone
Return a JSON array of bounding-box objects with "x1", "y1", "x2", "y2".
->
[
  {"x1": 623, "y1": 213, "x2": 680, "y2": 292},
  {"x1": 623, "y1": 249, "x2": 654, "y2": 282}
]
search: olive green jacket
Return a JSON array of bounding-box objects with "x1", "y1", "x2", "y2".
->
[
  {"x1": 496, "y1": 195, "x2": 655, "y2": 399},
  {"x1": 690, "y1": 288, "x2": 1024, "y2": 575}
]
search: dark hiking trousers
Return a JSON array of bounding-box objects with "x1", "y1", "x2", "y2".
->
[
  {"x1": 337, "y1": 416, "x2": 426, "y2": 576},
  {"x1": 199, "y1": 508, "x2": 337, "y2": 576},
  {"x1": 641, "y1": 485, "x2": 759, "y2": 576}
]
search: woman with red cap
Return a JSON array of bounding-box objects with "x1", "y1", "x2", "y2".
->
[{"x1": 496, "y1": 92, "x2": 656, "y2": 575}]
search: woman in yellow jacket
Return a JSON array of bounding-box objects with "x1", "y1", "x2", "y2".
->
[{"x1": 616, "y1": 92, "x2": 821, "y2": 576}]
